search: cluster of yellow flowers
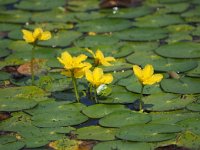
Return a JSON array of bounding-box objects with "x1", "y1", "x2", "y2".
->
[{"x1": 22, "y1": 28, "x2": 163, "y2": 107}]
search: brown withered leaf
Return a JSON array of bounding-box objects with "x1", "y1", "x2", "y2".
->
[{"x1": 17, "y1": 59, "x2": 49, "y2": 76}]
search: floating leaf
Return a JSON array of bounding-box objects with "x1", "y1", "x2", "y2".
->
[
  {"x1": 99, "y1": 110, "x2": 151, "y2": 127},
  {"x1": 186, "y1": 103, "x2": 200, "y2": 112}
]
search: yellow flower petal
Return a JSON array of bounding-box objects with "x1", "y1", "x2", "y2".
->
[
  {"x1": 57, "y1": 52, "x2": 73, "y2": 69},
  {"x1": 101, "y1": 74, "x2": 113, "y2": 84},
  {"x1": 105, "y1": 57, "x2": 116, "y2": 62},
  {"x1": 40, "y1": 31, "x2": 51, "y2": 40},
  {"x1": 85, "y1": 48, "x2": 96, "y2": 58},
  {"x1": 61, "y1": 70, "x2": 71, "y2": 77},
  {"x1": 133, "y1": 65, "x2": 143, "y2": 81},
  {"x1": 33, "y1": 28, "x2": 43, "y2": 39},
  {"x1": 142, "y1": 64, "x2": 154, "y2": 79},
  {"x1": 22, "y1": 29, "x2": 35, "y2": 43},
  {"x1": 96, "y1": 50, "x2": 104, "y2": 60},
  {"x1": 143, "y1": 74, "x2": 163, "y2": 85},
  {"x1": 85, "y1": 69, "x2": 93, "y2": 83}
]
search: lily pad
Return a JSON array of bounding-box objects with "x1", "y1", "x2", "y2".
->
[
  {"x1": 0, "y1": 0, "x2": 17, "y2": 5},
  {"x1": 74, "y1": 126, "x2": 117, "y2": 141},
  {"x1": 67, "y1": 0, "x2": 99, "y2": 11},
  {"x1": 82, "y1": 104, "x2": 127, "y2": 118},
  {"x1": 107, "y1": 6, "x2": 155, "y2": 19},
  {"x1": 15, "y1": 0, "x2": 66, "y2": 11},
  {"x1": 0, "y1": 140, "x2": 25, "y2": 150},
  {"x1": 113, "y1": 28, "x2": 168, "y2": 41},
  {"x1": 143, "y1": 93, "x2": 195, "y2": 111},
  {"x1": 127, "y1": 50, "x2": 198, "y2": 72},
  {"x1": 155, "y1": 42, "x2": 200, "y2": 58},
  {"x1": 38, "y1": 30, "x2": 82, "y2": 48},
  {"x1": 0, "y1": 23, "x2": 20, "y2": 31},
  {"x1": 99, "y1": 110, "x2": 151, "y2": 127},
  {"x1": 161, "y1": 77, "x2": 200, "y2": 94},
  {"x1": 76, "y1": 18, "x2": 132, "y2": 33},
  {"x1": 133, "y1": 14, "x2": 184, "y2": 27},
  {"x1": 74, "y1": 34, "x2": 119, "y2": 48},
  {"x1": 117, "y1": 123, "x2": 182, "y2": 142},
  {"x1": 118, "y1": 76, "x2": 162, "y2": 94},
  {"x1": 186, "y1": 103, "x2": 200, "y2": 112},
  {"x1": 93, "y1": 140, "x2": 152, "y2": 150}
]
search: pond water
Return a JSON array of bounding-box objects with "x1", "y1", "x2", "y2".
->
[{"x1": 0, "y1": 0, "x2": 200, "y2": 150}]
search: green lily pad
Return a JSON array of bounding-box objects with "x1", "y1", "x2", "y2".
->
[
  {"x1": 76, "y1": 18, "x2": 132, "y2": 33},
  {"x1": 38, "y1": 30, "x2": 82, "y2": 48},
  {"x1": 0, "y1": 141, "x2": 25, "y2": 150},
  {"x1": 93, "y1": 140, "x2": 152, "y2": 150},
  {"x1": 31, "y1": 9, "x2": 76, "y2": 23},
  {"x1": 0, "y1": 23, "x2": 20, "y2": 31},
  {"x1": 158, "y1": 0, "x2": 188, "y2": 3},
  {"x1": 99, "y1": 110, "x2": 151, "y2": 127},
  {"x1": 74, "y1": 34, "x2": 119, "y2": 48},
  {"x1": 181, "y1": 5, "x2": 200, "y2": 17},
  {"x1": 176, "y1": 131, "x2": 200, "y2": 150},
  {"x1": 118, "y1": 76, "x2": 162, "y2": 94},
  {"x1": 82, "y1": 104, "x2": 127, "y2": 118},
  {"x1": 150, "y1": 111, "x2": 200, "y2": 124},
  {"x1": 127, "y1": 50, "x2": 198, "y2": 72},
  {"x1": 0, "y1": 0, "x2": 17, "y2": 5},
  {"x1": 158, "y1": 3, "x2": 190, "y2": 13},
  {"x1": 186, "y1": 103, "x2": 200, "y2": 112},
  {"x1": 74, "y1": 126, "x2": 117, "y2": 141},
  {"x1": 117, "y1": 123, "x2": 182, "y2": 142},
  {"x1": 166, "y1": 24, "x2": 195, "y2": 33},
  {"x1": 67, "y1": 0, "x2": 99, "y2": 11},
  {"x1": 166, "y1": 33, "x2": 193, "y2": 44},
  {"x1": 32, "y1": 110, "x2": 88, "y2": 127},
  {"x1": 0, "y1": 39, "x2": 12, "y2": 57},
  {"x1": 113, "y1": 28, "x2": 168, "y2": 41},
  {"x1": 143, "y1": 93, "x2": 195, "y2": 111},
  {"x1": 15, "y1": 0, "x2": 66, "y2": 11},
  {"x1": 0, "y1": 10, "x2": 31, "y2": 23},
  {"x1": 161, "y1": 77, "x2": 200, "y2": 94},
  {"x1": 133, "y1": 14, "x2": 184, "y2": 27},
  {"x1": 177, "y1": 118, "x2": 200, "y2": 135},
  {"x1": 107, "y1": 6, "x2": 154, "y2": 19},
  {"x1": 75, "y1": 11, "x2": 105, "y2": 21},
  {"x1": 0, "y1": 97, "x2": 37, "y2": 112},
  {"x1": 99, "y1": 85, "x2": 139, "y2": 104},
  {"x1": 155, "y1": 42, "x2": 200, "y2": 58},
  {"x1": 192, "y1": 26, "x2": 200, "y2": 36}
]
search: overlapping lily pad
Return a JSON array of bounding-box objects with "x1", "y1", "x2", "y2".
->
[
  {"x1": 113, "y1": 27, "x2": 168, "y2": 41},
  {"x1": 99, "y1": 110, "x2": 151, "y2": 127},
  {"x1": 76, "y1": 18, "x2": 133, "y2": 33},
  {"x1": 161, "y1": 77, "x2": 200, "y2": 94},
  {"x1": 74, "y1": 126, "x2": 117, "y2": 141},
  {"x1": 117, "y1": 123, "x2": 182, "y2": 142},
  {"x1": 155, "y1": 42, "x2": 200, "y2": 58}
]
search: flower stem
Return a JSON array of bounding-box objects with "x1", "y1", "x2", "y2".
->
[
  {"x1": 139, "y1": 85, "x2": 144, "y2": 111},
  {"x1": 31, "y1": 44, "x2": 36, "y2": 85},
  {"x1": 93, "y1": 86, "x2": 98, "y2": 103},
  {"x1": 71, "y1": 75, "x2": 80, "y2": 103}
]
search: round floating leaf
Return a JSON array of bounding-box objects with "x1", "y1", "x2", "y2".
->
[
  {"x1": 82, "y1": 104, "x2": 127, "y2": 118},
  {"x1": 38, "y1": 30, "x2": 82, "y2": 47},
  {"x1": 177, "y1": 118, "x2": 200, "y2": 135},
  {"x1": 107, "y1": 6, "x2": 154, "y2": 19},
  {"x1": 0, "y1": 141, "x2": 25, "y2": 150},
  {"x1": 159, "y1": 3, "x2": 189, "y2": 13},
  {"x1": 99, "y1": 110, "x2": 151, "y2": 127},
  {"x1": 93, "y1": 140, "x2": 152, "y2": 150},
  {"x1": 127, "y1": 50, "x2": 198, "y2": 72},
  {"x1": 143, "y1": 93, "x2": 195, "y2": 111},
  {"x1": 74, "y1": 34, "x2": 119, "y2": 47},
  {"x1": 67, "y1": 0, "x2": 99, "y2": 11},
  {"x1": 155, "y1": 42, "x2": 200, "y2": 58},
  {"x1": 0, "y1": 23, "x2": 20, "y2": 32},
  {"x1": 0, "y1": 97, "x2": 37, "y2": 112},
  {"x1": 113, "y1": 28, "x2": 168, "y2": 41},
  {"x1": 99, "y1": 85, "x2": 139, "y2": 104},
  {"x1": 181, "y1": 5, "x2": 200, "y2": 17},
  {"x1": 133, "y1": 14, "x2": 184, "y2": 27},
  {"x1": 118, "y1": 76, "x2": 162, "y2": 94},
  {"x1": 117, "y1": 123, "x2": 182, "y2": 142},
  {"x1": 150, "y1": 111, "x2": 200, "y2": 124},
  {"x1": 0, "y1": 10, "x2": 31, "y2": 23},
  {"x1": 192, "y1": 26, "x2": 200, "y2": 36},
  {"x1": 0, "y1": 135, "x2": 17, "y2": 144},
  {"x1": 166, "y1": 33, "x2": 193, "y2": 44},
  {"x1": 74, "y1": 126, "x2": 117, "y2": 141},
  {"x1": 102, "y1": 62, "x2": 132, "y2": 72},
  {"x1": 32, "y1": 110, "x2": 88, "y2": 127},
  {"x1": 0, "y1": 71, "x2": 10, "y2": 81},
  {"x1": 0, "y1": 39, "x2": 12, "y2": 57},
  {"x1": 75, "y1": 11, "x2": 105, "y2": 21},
  {"x1": 0, "y1": 0, "x2": 17, "y2": 5},
  {"x1": 76, "y1": 18, "x2": 132, "y2": 33},
  {"x1": 161, "y1": 77, "x2": 200, "y2": 94},
  {"x1": 15, "y1": 0, "x2": 66, "y2": 11},
  {"x1": 186, "y1": 103, "x2": 200, "y2": 112}
]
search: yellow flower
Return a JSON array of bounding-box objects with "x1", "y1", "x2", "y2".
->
[
  {"x1": 86, "y1": 48, "x2": 116, "y2": 66},
  {"x1": 22, "y1": 28, "x2": 51, "y2": 43},
  {"x1": 85, "y1": 67, "x2": 113, "y2": 87},
  {"x1": 133, "y1": 64, "x2": 163, "y2": 85},
  {"x1": 57, "y1": 51, "x2": 92, "y2": 78}
]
